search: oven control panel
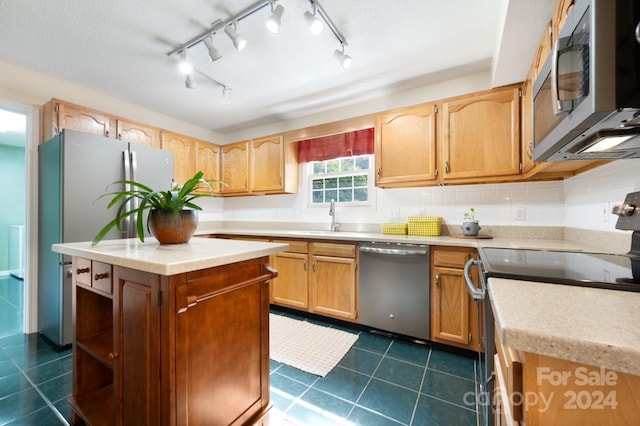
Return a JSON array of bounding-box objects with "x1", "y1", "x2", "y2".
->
[{"x1": 614, "y1": 191, "x2": 640, "y2": 231}]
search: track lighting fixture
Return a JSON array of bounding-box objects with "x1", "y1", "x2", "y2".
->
[
  {"x1": 167, "y1": 0, "x2": 352, "y2": 103},
  {"x1": 303, "y1": 4, "x2": 323, "y2": 35},
  {"x1": 222, "y1": 86, "x2": 231, "y2": 104},
  {"x1": 178, "y1": 50, "x2": 193, "y2": 74},
  {"x1": 203, "y1": 35, "x2": 222, "y2": 62},
  {"x1": 334, "y1": 44, "x2": 352, "y2": 69},
  {"x1": 224, "y1": 22, "x2": 247, "y2": 51},
  {"x1": 266, "y1": 1, "x2": 284, "y2": 34},
  {"x1": 185, "y1": 73, "x2": 196, "y2": 89}
]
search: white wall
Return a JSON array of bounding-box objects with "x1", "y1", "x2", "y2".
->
[{"x1": 563, "y1": 159, "x2": 640, "y2": 232}]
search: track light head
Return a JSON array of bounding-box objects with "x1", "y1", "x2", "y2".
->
[
  {"x1": 178, "y1": 50, "x2": 193, "y2": 74},
  {"x1": 333, "y1": 46, "x2": 352, "y2": 69},
  {"x1": 266, "y1": 3, "x2": 284, "y2": 34},
  {"x1": 222, "y1": 86, "x2": 231, "y2": 105},
  {"x1": 203, "y1": 35, "x2": 222, "y2": 61},
  {"x1": 185, "y1": 73, "x2": 196, "y2": 89},
  {"x1": 303, "y1": 9, "x2": 323, "y2": 35},
  {"x1": 224, "y1": 22, "x2": 247, "y2": 51}
]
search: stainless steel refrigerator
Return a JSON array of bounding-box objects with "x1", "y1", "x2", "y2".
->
[{"x1": 38, "y1": 129, "x2": 174, "y2": 346}]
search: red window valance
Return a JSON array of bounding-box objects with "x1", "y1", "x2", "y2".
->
[{"x1": 298, "y1": 128, "x2": 374, "y2": 163}]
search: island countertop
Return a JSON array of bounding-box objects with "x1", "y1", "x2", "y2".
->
[
  {"x1": 489, "y1": 277, "x2": 640, "y2": 376},
  {"x1": 52, "y1": 237, "x2": 289, "y2": 276}
]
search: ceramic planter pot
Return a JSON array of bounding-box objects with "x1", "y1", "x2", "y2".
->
[
  {"x1": 461, "y1": 221, "x2": 480, "y2": 236},
  {"x1": 149, "y1": 209, "x2": 198, "y2": 244}
]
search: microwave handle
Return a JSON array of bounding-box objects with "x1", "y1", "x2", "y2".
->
[{"x1": 551, "y1": 40, "x2": 563, "y2": 116}]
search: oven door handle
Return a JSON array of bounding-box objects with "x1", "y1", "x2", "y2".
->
[{"x1": 463, "y1": 258, "x2": 485, "y2": 301}]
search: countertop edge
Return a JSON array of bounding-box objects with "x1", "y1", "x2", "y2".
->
[{"x1": 489, "y1": 278, "x2": 640, "y2": 376}]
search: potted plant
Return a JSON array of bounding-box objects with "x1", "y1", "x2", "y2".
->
[
  {"x1": 92, "y1": 171, "x2": 220, "y2": 245},
  {"x1": 461, "y1": 207, "x2": 481, "y2": 236}
]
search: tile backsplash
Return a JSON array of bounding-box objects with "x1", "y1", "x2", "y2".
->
[{"x1": 214, "y1": 159, "x2": 640, "y2": 234}]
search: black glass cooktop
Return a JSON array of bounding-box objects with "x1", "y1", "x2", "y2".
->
[{"x1": 479, "y1": 247, "x2": 640, "y2": 292}]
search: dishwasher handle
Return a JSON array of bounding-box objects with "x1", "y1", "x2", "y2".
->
[
  {"x1": 463, "y1": 258, "x2": 485, "y2": 301},
  {"x1": 359, "y1": 244, "x2": 428, "y2": 256}
]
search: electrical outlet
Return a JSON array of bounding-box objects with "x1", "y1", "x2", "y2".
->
[
  {"x1": 390, "y1": 208, "x2": 400, "y2": 218},
  {"x1": 514, "y1": 206, "x2": 526, "y2": 221},
  {"x1": 602, "y1": 202, "x2": 610, "y2": 222}
]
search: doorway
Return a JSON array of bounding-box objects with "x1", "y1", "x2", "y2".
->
[{"x1": 0, "y1": 107, "x2": 27, "y2": 338}]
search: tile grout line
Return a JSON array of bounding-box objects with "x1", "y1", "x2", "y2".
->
[
  {"x1": 0, "y1": 346, "x2": 69, "y2": 425},
  {"x1": 408, "y1": 349, "x2": 431, "y2": 426}
]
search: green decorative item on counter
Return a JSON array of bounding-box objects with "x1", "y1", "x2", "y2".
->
[
  {"x1": 462, "y1": 207, "x2": 480, "y2": 236},
  {"x1": 92, "y1": 171, "x2": 222, "y2": 245}
]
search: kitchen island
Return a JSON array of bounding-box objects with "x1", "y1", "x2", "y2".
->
[
  {"x1": 489, "y1": 278, "x2": 640, "y2": 425},
  {"x1": 52, "y1": 237, "x2": 288, "y2": 426}
]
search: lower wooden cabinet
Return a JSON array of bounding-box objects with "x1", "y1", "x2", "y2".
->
[
  {"x1": 430, "y1": 246, "x2": 482, "y2": 351},
  {"x1": 309, "y1": 242, "x2": 358, "y2": 320},
  {"x1": 270, "y1": 240, "x2": 309, "y2": 309},
  {"x1": 69, "y1": 256, "x2": 273, "y2": 425}
]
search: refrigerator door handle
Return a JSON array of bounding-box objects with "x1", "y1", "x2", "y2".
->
[
  {"x1": 123, "y1": 149, "x2": 133, "y2": 237},
  {"x1": 129, "y1": 150, "x2": 139, "y2": 238}
]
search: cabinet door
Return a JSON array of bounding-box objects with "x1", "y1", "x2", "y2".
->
[
  {"x1": 441, "y1": 86, "x2": 521, "y2": 181},
  {"x1": 161, "y1": 131, "x2": 196, "y2": 185},
  {"x1": 375, "y1": 103, "x2": 438, "y2": 187},
  {"x1": 57, "y1": 102, "x2": 115, "y2": 138},
  {"x1": 309, "y1": 255, "x2": 357, "y2": 320},
  {"x1": 117, "y1": 120, "x2": 161, "y2": 148},
  {"x1": 221, "y1": 141, "x2": 249, "y2": 194},
  {"x1": 195, "y1": 141, "x2": 221, "y2": 193},
  {"x1": 251, "y1": 135, "x2": 284, "y2": 193},
  {"x1": 271, "y1": 252, "x2": 309, "y2": 309},
  {"x1": 521, "y1": 74, "x2": 536, "y2": 173},
  {"x1": 431, "y1": 266, "x2": 470, "y2": 346},
  {"x1": 112, "y1": 266, "x2": 161, "y2": 426}
]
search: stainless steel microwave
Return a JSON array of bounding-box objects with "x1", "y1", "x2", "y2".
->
[{"x1": 532, "y1": 0, "x2": 640, "y2": 162}]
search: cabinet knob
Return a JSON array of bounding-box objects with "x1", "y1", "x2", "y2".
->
[
  {"x1": 76, "y1": 267, "x2": 90, "y2": 275},
  {"x1": 108, "y1": 352, "x2": 119, "y2": 360},
  {"x1": 444, "y1": 161, "x2": 450, "y2": 174},
  {"x1": 94, "y1": 272, "x2": 110, "y2": 281},
  {"x1": 435, "y1": 273, "x2": 439, "y2": 288}
]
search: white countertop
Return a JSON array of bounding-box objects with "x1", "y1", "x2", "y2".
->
[
  {"x1": 52, "y1": 237, "x2": 289, "y2": 276},
  {"x1": 489, "y1": 277, "x2": 640, "y2": 376}
]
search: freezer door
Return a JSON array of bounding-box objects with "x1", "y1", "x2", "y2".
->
[{"x1": 62, "y1": 130, "x2": 129, "y2": 244}]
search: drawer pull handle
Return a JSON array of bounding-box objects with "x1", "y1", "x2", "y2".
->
[
  {"x1": 435, "y1": 273, "x2": 440, "y2": 288},
  {"x1": 94, "y1": 272, "x2": 110, "y2": 281},
  {"x1": 76, "y1": 267, "x2": 90, "y2": 275}
]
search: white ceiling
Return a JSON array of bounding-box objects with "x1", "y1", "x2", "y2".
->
[{"x1": 0, "y1": 0, "x2": 555, "y2": 135}]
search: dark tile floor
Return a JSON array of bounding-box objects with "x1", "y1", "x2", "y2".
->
[{"x1": 0, "y1": 276, "x2": 480, "y2": 425}]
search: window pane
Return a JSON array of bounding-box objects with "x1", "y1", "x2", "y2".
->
[
  {"x1": 354, "y1": 188, "x2": 368, "y2": 202},
  {"x1": 312, "y1": 162, "x2": 325, "y2": 174},
  {"x1": 325, "y1": 189, "x2": 337, "y2": 201},
  {"x1": 338, "y1": 176, "x2": 353, "y2": 188},
  {"x1": 355, "y1": 156, "x2": 369, "y2": 170},
  {"x1": 312, "y1": 179, "x2": 324, "y2": 190},
  {"x1": 312, "y1": 191, "x2": 324, "y2": 203},
  {"x1": 354, "y1": 175, "x2": 367, "y2": 187},
  {"x1": 338, "y1": 189, "x2": 353, "y2": 202},
  {"x1": 326, "y1": 160, "x2": 339, "y2": 173},
  {"x1": 341, "y1": 158, "x2": 354, "y2": 171},
  {"x1": 325, "y1": 177, "x2": 337, "y2": 189}
]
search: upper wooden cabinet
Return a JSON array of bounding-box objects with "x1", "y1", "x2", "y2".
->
[
  {"x1": 374, "y1": 103, "x2": 438, "y2": 188},
  {"x1": 116, "y1": 119, "x2": 162, "y2": 149},
  {"x1": 42, "y1": 99, "x2": 116, "y2": 141},
  {"x1": 221, "y1": 135, "x2": 298, "y2": 196},
  {"x1": 250, "y1": 135, "x2": 298, "y2": 194},
  {"x1": 221, "y1": 141, "x2": 250, "y2": 195},
  {"x1": 551, "y1": 0, "x2": 575, "y2": 45},
  {"x1": 195, "y1": 141, "x2": 221, "y2": 193},
  {"x1": 160, "y1": 131, "x2": 197, "y2": 185},
  {"x1": 521, "y1": 74, "x2": 536, "y2": 174},
  {"x1": 440, "y1": 85, "x2": 521, "y2": 182}
]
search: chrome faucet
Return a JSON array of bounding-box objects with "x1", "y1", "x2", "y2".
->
[{"x1": 329, "y1": 199, "x2": 340, "y2": 232}]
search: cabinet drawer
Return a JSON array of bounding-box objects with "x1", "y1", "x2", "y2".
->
[
  {"x1": 272, "y1": 240, "x2": 307, "y2": 254},
  {"x1": 495, "y1": 328, "x2": 523, "y2": 422},
  {"x1": 74, "y1": 258, "x2": 92, "y2": 287},
  {"x1": 312, "y1": 242, "x2": 356, "y2": 258},
  {"x1": 91, "y1": 261, "x2": 113, "y2": 294},
  {"x1": 433, "y1": 248, "x2": 475, "y2": 268}
]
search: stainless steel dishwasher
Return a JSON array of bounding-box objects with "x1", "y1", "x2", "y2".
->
[{"x1": 359, "y1": 242, "x2": 430, "y2": 341}]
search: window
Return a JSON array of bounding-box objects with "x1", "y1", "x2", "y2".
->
[{"x1": 308, "y1": 154, "x2": 373, "y2": 205}]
